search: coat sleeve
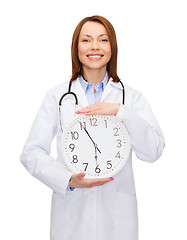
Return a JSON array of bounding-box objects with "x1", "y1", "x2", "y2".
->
[
  {"x1": 116, "y1": 92, "x2": 165, "y2": 163},
  {"x1": 20, "y1": 90, "x2": 73, "y2": 198}
]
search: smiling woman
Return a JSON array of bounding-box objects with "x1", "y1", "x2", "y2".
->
[{"x1": 20, "y1": 15, "x2": 165, "y2": 240}]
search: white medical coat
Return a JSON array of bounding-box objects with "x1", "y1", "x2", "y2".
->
[{"x1": 20, "y1": 78, "x2": 165, "y2": 240}]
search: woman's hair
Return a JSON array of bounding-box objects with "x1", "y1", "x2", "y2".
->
[{"x1": 70, "y1": 15, "x2": 120, "y2": 82}]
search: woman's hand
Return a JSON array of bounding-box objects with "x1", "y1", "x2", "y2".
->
[
  {"x1": 69, "y1": 172, "x2": 114, "y2": 189},
  {"x1": 76, "y1": 102, "x2": 120, "y2": 116}
]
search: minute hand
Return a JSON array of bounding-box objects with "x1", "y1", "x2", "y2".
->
[{"x1": 83, "y1": 127, "x2": 101, "y2": 153}]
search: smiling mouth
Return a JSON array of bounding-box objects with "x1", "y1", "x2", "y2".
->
[{"x1": 87, "y1": 54, "x2": 104, "y2": 60}]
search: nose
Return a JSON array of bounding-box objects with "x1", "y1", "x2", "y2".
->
[{"x1": 91, "y1": 40, "x2": 100, "y2": 50}]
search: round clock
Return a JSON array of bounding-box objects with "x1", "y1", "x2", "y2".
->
[{"x1": 61, "y1": 114, "x2": 131, "y2": 178}]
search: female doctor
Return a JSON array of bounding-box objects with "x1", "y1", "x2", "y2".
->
[{"x1": 20, "y1": 15, "x2": 165, "y2": 240}]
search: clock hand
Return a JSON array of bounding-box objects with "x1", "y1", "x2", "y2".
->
[
  {"x1": 83, "y1": 127, "x2": 101, "y2": 153},
  {"x1": 94, "y1": 146, "x2": 98, "y2": 165}
]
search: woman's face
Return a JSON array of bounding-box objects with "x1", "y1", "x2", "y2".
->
[{"x1": 78, "y1": 21, "x2": 111, "y2": 73}]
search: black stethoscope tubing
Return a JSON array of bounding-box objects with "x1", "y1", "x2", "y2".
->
[{"x1": 59, "y1": 79, "x2": 125, "y2": 107}]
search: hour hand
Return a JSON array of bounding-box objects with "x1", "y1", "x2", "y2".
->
[
  {"x1": 83, "y1": 127, "x2": 101, "y2": 153},
  {"x1": 95, "y1": 146, "x2": 98, "y2": 164}
]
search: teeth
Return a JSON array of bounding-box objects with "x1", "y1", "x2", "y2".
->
[{"x1": 88, "y1": 55, "x2": 102, "y2": 59}]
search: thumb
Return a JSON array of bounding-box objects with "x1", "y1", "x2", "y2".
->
[{"x1": 78, "y1": 172, "x2": 85, "y2": 179}]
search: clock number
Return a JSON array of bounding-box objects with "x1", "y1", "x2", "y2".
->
[
  {"x1": 115, "y1": 151, "x2": 121, "y2": 159},
  {"x1": 117, "y1": 139, "x2": 122, "y2": 148},
  {"x1": 79, "y1": 121, "x2": 86, "y2": 130},
  {"x1": 89, "y1": 118, "x2": 98, "y2": 127},
  {"x1": 107, "y1": 160, "x2": 112, "y2": 169},
  {"x1": 95, "y1": 165, "x2": 101, "y2": 174},
  {"x1": 72, "y1": 155, "x2": 78, "y2": 163},
  {"x1": 71, "y1": 131, "x2": 79, "y2": 140},
  {"x1": 83, "y1": 162, "x2": 88, "y2": 171},
  {"x1": 69, "y1": 143, "x2": 75, "y2": 152},
  {"x1": 113, "y1": 127, "x2": 119, "y2": 136}
]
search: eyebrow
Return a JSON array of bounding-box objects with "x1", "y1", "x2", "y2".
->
[{"x1": 81, "y1": 34, "x2": 108, "y2": 38}]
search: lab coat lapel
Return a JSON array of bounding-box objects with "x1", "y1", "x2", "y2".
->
[
  {"x1": 100, "y1": 78, "x2": 122, "y2": 102},
  {"x1": 71, "y1": 78, "x2": 89, "y2": 109},
  {"x1": 59, "y1": 78, "x2": 88, "y2": 131}
]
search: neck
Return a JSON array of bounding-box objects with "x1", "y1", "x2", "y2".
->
[{"x1": 82, "y1": 67, "x2": 107, "y2": 85}]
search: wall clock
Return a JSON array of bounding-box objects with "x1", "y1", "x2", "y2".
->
[{"x1": 61, "y1": 114, "x2": 131, "y2": 178}]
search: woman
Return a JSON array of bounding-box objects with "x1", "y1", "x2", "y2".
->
[{"x1": 20, "y1": 15, "x2": 165, "y2": 240}]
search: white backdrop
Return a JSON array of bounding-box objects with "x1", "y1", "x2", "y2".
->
[{"x1": 0, "y1": 0, "x2": 187, "y2": 239}]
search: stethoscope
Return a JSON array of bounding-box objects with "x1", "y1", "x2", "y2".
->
[{"x1": 58, "y1": 79, "x2": 125, "y2": 131}]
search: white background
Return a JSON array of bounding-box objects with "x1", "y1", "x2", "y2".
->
[{"x1": 0, "y1": 0, "x2": 187, "y2": 239}]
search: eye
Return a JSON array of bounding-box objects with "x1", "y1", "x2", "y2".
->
[
  {"x1": 82, "y1": 39, "x2": 90, "y2": 43},
  {"x1": 100, "y1": 39, "x2": 109, "y2": 43}
]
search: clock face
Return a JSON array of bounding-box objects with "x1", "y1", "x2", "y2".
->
[{"x1": 61, "y1": 114, "x2": 131, "y2": 178}]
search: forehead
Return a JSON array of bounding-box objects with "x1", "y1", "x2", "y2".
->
[{"x1": 80, "y1": 21, "x2": 108, "y2": 36}]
